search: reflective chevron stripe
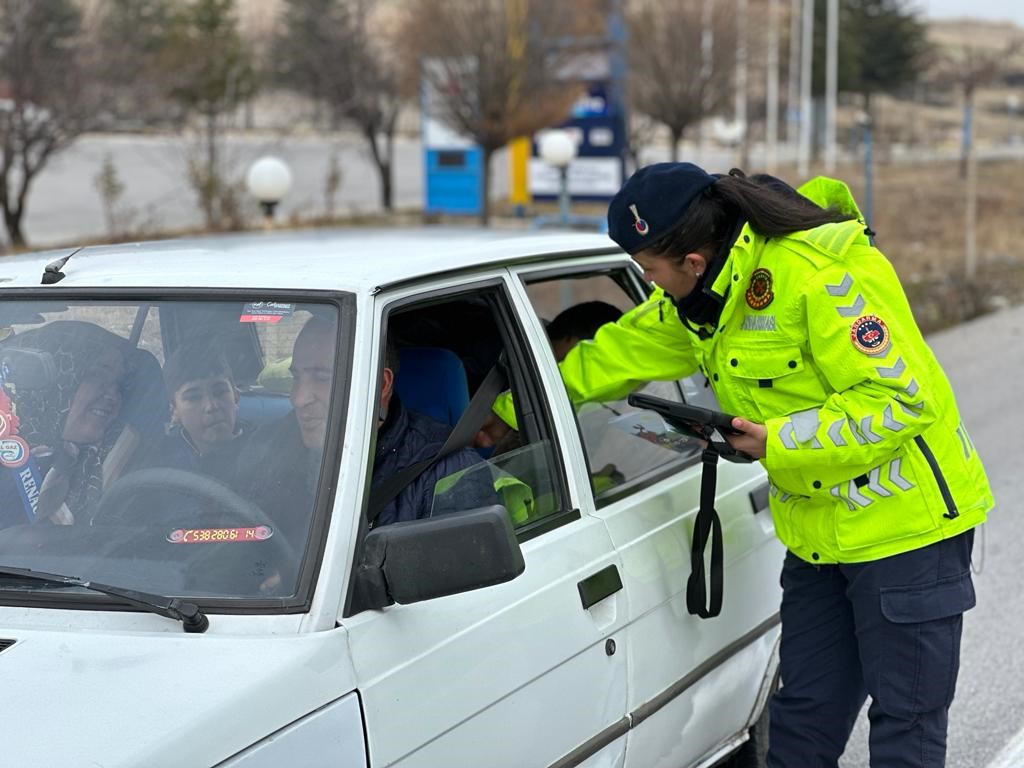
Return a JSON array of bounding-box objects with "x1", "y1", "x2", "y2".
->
[
  {"x1": 790, "y1": 409, "x2": 819, "y2": 442},
  {"x1": 827, "y1": 419, "x2": 847, "y2": 447},
  {"x1": 848, "y1": 418, "x2": 867, "y2": 445},
  {"x1": 898, "y1": 401, "x2": 923, "y2": 419},
  {"x1": 859, "y1": 415, "x2": 882, "y2": 443},
  {"x1": 836, "y1": 294, "x2": 866, "y2": 317},
  {"x1": 830, "y1": 484, "x2": 856, "y2": 511},
  {"x1": 826, "y1": 272, "x2": 853, "y2": 296},
  {"x1": 882, "y1": 404, "x2": 906, "y2": 432},
  {"x1": 846, "y1": 479, "x2": 873, "y2": 507},
  {"x1": 865, "y1": 466, "x2": 893, "y2": 497},
  {"x1": 779, "y1": 422, "x2": 797, "y2": 450},
  {"x1": 956, "y1": 426, "x2": 970, "y2": 459},
  {"x1": 888, "y1": 458, "x2": 914, "y2": 490},
  {"x1": 877, "y1": 357, "x2": 906, "y2": 379}
]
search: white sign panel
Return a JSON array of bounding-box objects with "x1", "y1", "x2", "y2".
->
[{"x1": 529, "y1": 156, "x2": 622, "y2": 197}]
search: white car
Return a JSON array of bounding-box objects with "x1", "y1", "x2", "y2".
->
[{"x1": 0, "y1": 229, "x2": 783, "y2": 768}]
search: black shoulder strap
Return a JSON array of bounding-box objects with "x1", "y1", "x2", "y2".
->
[
  {"x1": 367, "y1": 362, "x2": 507, "y2": 525},
  {"x1": 686, "y1": 448, "x2": 724, "y2": 619}
]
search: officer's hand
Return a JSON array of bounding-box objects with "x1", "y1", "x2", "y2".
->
[
  {"x1": 474, "y1": 410, "x2": 512, "y2": 448},
  {"x1": 726, "y1": 418, "x2": 767, "y2": 460}
]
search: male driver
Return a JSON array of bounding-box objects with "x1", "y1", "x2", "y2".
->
[{"x1": 240, "y1": 315, "x2": 493, "y2": 541}]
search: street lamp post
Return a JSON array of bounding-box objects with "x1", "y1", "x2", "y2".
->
[
  {"x1": 538, "y1": 130, "x2": 576, "y2": 225},
  {"x1": 246, "y1": 156, "x2": 293, "y2": 230}
]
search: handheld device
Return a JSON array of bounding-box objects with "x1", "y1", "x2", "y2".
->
[{"x1": 626, "y1": 392, "x2": 754, "y2": 463}]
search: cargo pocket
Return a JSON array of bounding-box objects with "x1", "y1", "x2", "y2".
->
[
  {"x1": 873, "y1": 570, "x2": 976, "y2": 718},
  {"x1": 723, "y1": 342, "x2": 826, "y2": 418}
]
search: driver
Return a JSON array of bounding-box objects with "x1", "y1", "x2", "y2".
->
[{"x1": 235, "y1": 315, "x2": 494, "y2": 546}]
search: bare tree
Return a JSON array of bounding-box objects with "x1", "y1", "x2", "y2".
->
[
  {"x1": 399, "y1": 0, "x2": 588, "y2": 224},
  {"x1": 0, "y1": 0, "x2": 92, "y2": 248},
  {"x1": 274, "y1": 0, "x2": 402, "y2": 210},
  {"x1": 159, "y1": 0, "x2": 257, "y2": 230},
  {"x1": 86, "y1": 0, "x2": 178, "y2": 129},
  {"x1": 625, "y1": 0, "x2": 736, "y2": 163}
]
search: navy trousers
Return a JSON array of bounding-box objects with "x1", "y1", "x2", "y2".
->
[{"x1": 767, "y1": 530, "x2": 975, "y2": 768}]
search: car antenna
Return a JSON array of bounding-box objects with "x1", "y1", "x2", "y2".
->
[{"x1": 41, "y1": 247, "x2": 84, "y2": 285}]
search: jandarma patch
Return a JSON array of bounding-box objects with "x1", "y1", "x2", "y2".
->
[
  {"x1": 850, "y1": 315, "x2": 891, "y2": 356},
  {"x1": 745, "y1": 268, "x2": 774, "y2": 309}
]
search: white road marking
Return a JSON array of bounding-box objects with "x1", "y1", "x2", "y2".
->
[{"x1": 987, "y1": 724, "x2": 1024, "y2": 768}]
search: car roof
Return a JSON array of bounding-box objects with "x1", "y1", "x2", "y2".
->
[{"x1": 0, "y1": 228, "x2": 621, "y2": 293}]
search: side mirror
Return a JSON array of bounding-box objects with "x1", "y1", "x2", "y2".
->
[
  {"x1": 354, "y1": 505, "x2": 525, "y2": 610},
  {"x1": 0, "y1": 347, "x2": 56, "y2": 390}
]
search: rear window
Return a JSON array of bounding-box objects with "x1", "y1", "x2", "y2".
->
[{"x1": 0, "y1": 296, "x2": 353, "y2": 609}]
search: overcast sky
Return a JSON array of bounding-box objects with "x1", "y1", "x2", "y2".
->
[{"x1": 914, "y1": 0, "x2": 1024, "y2": 26}]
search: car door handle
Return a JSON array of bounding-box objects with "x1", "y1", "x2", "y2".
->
[
  {"x1": 749, "y1": 482, "x2": 770, "y2": 515},
  {"x1": 577, "y1": 565, "x2": 623, "y2": 610}
]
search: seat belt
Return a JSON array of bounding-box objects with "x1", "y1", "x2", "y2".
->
[{"x1": 367, "y1": 362, "x2": 507, "y2": 526}]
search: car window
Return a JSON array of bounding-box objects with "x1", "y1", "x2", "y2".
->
[
  {"x1": 376, "y1": 283, "x2": 573, "y2": 538},
  {"x1": 0, "y1": 296, "x2": 353, "y2": 608},
  {"x1": 524, "y1": 268, "x2": 719, "y2": 505}
]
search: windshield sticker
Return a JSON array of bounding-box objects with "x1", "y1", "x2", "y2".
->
[
  {"x1": 0, "y1": 436, "x2": 29, "y2": 469},
  {"x1": 168, "y1": 526, "x2": 274, "y2": 544},
  {"x1": 0, "y1": 363, "x2": 39, "y2": 521},
  {"x1": 240, "y1": 302, "x2": 294, "y2": 324}
]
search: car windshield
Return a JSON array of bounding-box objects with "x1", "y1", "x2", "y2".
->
[{"x1": 0, "y1": 297, "x2": 352, "y2": 607}]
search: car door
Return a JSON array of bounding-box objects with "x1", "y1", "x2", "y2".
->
[
  {"x1": 342, "y1": 273, "x2": 631, "y2": 768},
  {"x1": 511, "y1": 256, "x2": 784, "y2": 768}
]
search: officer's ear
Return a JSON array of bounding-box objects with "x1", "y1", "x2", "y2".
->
[{"x1": 683, "y1": 252, "x2": 707, "y2": 277}]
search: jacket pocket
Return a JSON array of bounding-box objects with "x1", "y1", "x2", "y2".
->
[
  {"x1": 832, "y1": 448, "x2": 942, "y2": 552},
  {"x1": 723, "y1": 342, "x2": 827, "y2": 420}
]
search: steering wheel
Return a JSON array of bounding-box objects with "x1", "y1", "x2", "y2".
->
[{"x1": 91, "y1": 467, "x2": 297, "y2": 594}]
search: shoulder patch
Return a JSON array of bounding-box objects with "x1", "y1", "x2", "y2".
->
[{"x1": 850, "y1": 315, "x2": 891, "y2": 356}]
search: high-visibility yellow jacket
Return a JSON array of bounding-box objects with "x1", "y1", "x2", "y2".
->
[{"x1": 498, "y1": 176, "x2": 992, "y2": 564}]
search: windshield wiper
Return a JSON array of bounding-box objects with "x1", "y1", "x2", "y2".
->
[{"x1": 0, "y1": 566, "x2": 209, "y2": 633}]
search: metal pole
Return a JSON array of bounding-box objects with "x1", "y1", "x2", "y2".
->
[
  {"x1": 558, "y1": 166, "x2": 570, "y2": 226},
  {"x1": 824, "y1": 0, "x2": 838, "y2": 173},
  {"x1": 735, "y1": 0, "x2": 749, "y2": 168},
  {"x1": 699, "y1": 0, "x2": 714, "y2": 160},
  {"x1": 787, "y1": 0, "x2": 801, "y2": 146},
  {"x1": 863, "y1": 120, "x2": 874, "y2": 229},
  {"x1": 798, "y1": 0, "x2": 814, "y2": 178},
  {"x1": 964, "y1": 101, "x2": 977, "y2": 279},
  {"x1": 766, "y1": 0, "x2": 780, "y2": 172}
]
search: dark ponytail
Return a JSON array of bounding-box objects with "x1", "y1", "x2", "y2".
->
[{"x1": 647, "y1": 168, "x2": 854, "y2": 262}]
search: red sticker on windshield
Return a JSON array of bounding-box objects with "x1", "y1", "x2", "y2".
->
[
  {"x1": 167, "y1": 526, "x2": 273, "y2": 544},
  {"x1": 240, "y1": 302, "x2": 294, "y2": 324}
]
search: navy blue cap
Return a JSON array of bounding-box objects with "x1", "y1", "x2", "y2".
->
[{"x1": 607, "y1": 162, "x2": 717, "y2": 254}]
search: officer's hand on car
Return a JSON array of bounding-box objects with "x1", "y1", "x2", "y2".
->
[{"x1": 725, "y1": 418, "x2": 767, "y2": 460}]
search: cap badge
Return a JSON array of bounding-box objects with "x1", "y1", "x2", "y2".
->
[
  {"x1": 745, "y1": 268, "x2": 774, "y2": 309},
  {"x1": 629, "y1": 204, "x2": 650, "y2": 236},
  {"x1": 850, "y1": 315, "x2": 891, "y2": 356}
]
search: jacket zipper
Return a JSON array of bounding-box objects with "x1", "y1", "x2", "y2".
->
[{"x1": 914, "y1": 435, "x2": 959, "y2": 519}]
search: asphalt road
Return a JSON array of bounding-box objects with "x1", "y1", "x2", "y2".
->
[{"x1": 839, "y1": 303, "x2": 1024, "y2": 767}]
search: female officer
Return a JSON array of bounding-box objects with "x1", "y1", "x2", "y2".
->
[{"x1": 493, "y1": 163, "x2": 992, "y2": 767}]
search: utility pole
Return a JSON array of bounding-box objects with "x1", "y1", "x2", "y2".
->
[
  {"x1": 798, "y1": 0, "x2": 814, "y2": 178},
  {"x1": 824, "y1": 0, "x2": 838, "y2": 172},
  {"x1": 787, "y1": 0, "x2": 801, "y2": 146},
  {"x1": 699, "y1": 0, "x2": 714, "y2": 161},
  {"x1": 735, "y1": 0, "x2": 749, "y2": 168},
  {"x1": 766, "y1": 0, "x2": 780, "y2": 172}
]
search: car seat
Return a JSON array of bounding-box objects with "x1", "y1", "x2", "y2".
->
[{"x1": 394, "y1": 347, "x2": 469, "y2": 426}]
